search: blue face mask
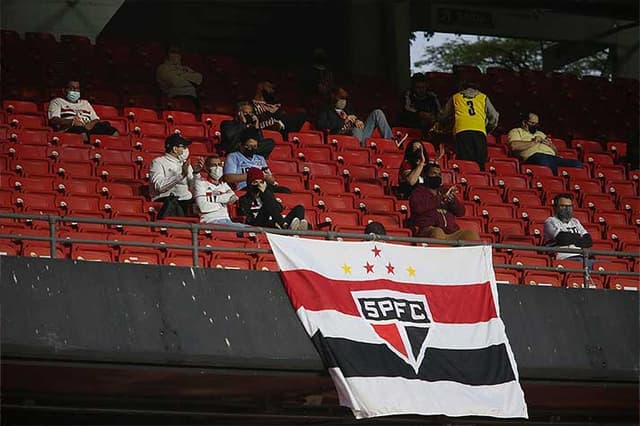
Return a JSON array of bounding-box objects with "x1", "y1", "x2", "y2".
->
[{"x1": 66, "y1": 90, "x2": 81, "y2": 102}]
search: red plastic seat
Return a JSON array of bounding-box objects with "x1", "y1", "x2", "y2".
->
[
  {"x1": 605, "y1": 180, "x2": 635, "y2": 202},
  {"x1": 336, "y1": 149, "x2": 371, "y2": 166},
  {"x1": 273, "y1": 174, "x2": 305, "y2": 192},
  {"x1": 328, "y1": 134, "x2": 361, "y2": 151},
  {"x1": 103, "y1": 198, "x2": 146, "y2": 217},
  {"x1": 119, "y1": 248, "x2": 162, "y2": 265},
  {"x1": 607, "y1": 225, "x2": 638, "y2": 248},
  {"x1": 289, "y1": 131, "x2": 323, "y2": 145},
  {"x1": 92, "y1": 104, "x2": 121, "y2": 120},
  {"x1": 8, "y1": 114, "x2": 45, "y2": 129},
  {"x1": 467, "y1": 186, "x2": 502, "y2": 204},
  {"x1": 487, "y1": 159, "x2": 520, "y2": 176},
  {"x1": 57, "y1": 178, "x2": 99, "y2": 196},
  {"x1": 606, "y1": 141, "x2": 627, "y2": 160},
  {"x1": 164, "y1": 251, "x2": 208, "y2": 268},
  {"x1": 374, "y1": 152, "x2": 404, "y2": 170},
  {"x1": 362, "y1": 213, "x2": 402, "y2": 228},
  {"x1": 274, "y1": 192, "x2": 313, "y2": 211},
  {"x1": 581, "y1": 193, "x2": 615, "y2": 210},
  {"x1": 351, "y1": 180, "x2": 386, "y2": 197},
  {"x1": 269, "y1": 143, "x2": 294, "y2": 161},
  {"x1": 572, "y1": 139, "x2": 603, "y2": 153},
  {"x1": 3, "y1": 100, "x2": 39, "y2": 115},
  {"x1": 162, "y1": 110, "x2": 198, "y2": 124},
  {"x1": 480, "y1": 203, "x2": 516, "y2": 221},
  {"x1": 559, "y1": 166, "x2": 590, "y2": 180},
  {"x1": 518, "y1": 206, "x2": 553, "y2": 224},
  {"x1": 343, "y1": 164, "x2": 378, "y2": 181},
  {"x1": 310, "y1": 176, "x2": 347, "y2": 194},
  {"x1": 261, "y1": 129, "x2": 285, "y2": 145},
  {"x1": 10, "y1": 176, "x2": 55, "y2": 193},
  {"x1": 450, "y1": 159, "x2": 481, "y2": 175},
  {"x1": 124, "y1": 107, "x2": 159, "y2": 122},
  {"x1": 22, "y1": 243, "x2": 65, "y2": 259},
  {"x1": 296, "y1": 145, "x2": 333, "y2": 162},
  {"x1": 522, "y1": 164, "x2": 555, "y2": 178},
  {"x1": 608, "y1": 276, "x2": 639, "y2": 291},
  {"x1": 488, "y1": 218, "x2": 526, "y2": 241},
  {"x1": 523, "y1": 271, "x2": 562, "y2": 287},
  {"x1": 72, "y1": 244, "x2": 115, "y2": 262},
  {"x1": 51, "y1": 132, "x2": 84, "y2": 146},
  {"x1": 10, "y1": 158, "x2": 51, "y2": 176},
  {"x1": 5, "y1": 144, "x2": 49, "y2": 160},
  {"x1": 494, "y1": 270, "x2": 520, "y2": 285},
  {"x1": 59, "y1": 195, "x2": 102, "y2": 216},
  {"x1": 131, "y1": 121, "x2": 167, "y2": 137},
  {"x1": 89, "y1": 135, "x2": 131, "y2": 150},
  {"x1": 314, "y1": 193, "x2": 356, "y2": 211},
  {"x1": 532, "y1": 176, "x2": 566, "y2": 195},
  {"x1": 98, "y1": 164, "x2": 138, "y2": 181},
  {"x1": 565, "y1": 273, "x2": 604, "y2": 289},
  {"x1": 201, "y1": 113, "x2": 233, "y2": 137},
  {"x1": 459, "y1": 172, "x2": 491, "y2": 187},
  {"x1": 593, "y1": 165, "x2": 626, "y2": 182},
  {"x1": 366, "y1": 137, "x2": 398, "y2": 153},
  {"x1": 269, "y1": 159, "x2": 299, "y2": 175},
  {"x1": 301, "y1": 161, "x2": 338, "y2": 178},
  {"x1": 494, "y1": 175, "x2": 528, "y2": 194},
  {"x1": 359, "y1": 196, "x2": 396, "y2": 214},
  {"x1": 210, "y1": 253, "x2": 254, "y2": 270},
  {"x1": 455, "y1": 217, "x2": 484, "y2": 236},
  {"x1": 6, "y1": 129, "x2": 51, "y2": 145},
  {"x1": 172, "y1": 123, "x2": 207, "y2": 140},
  {"x1": 319, "y1": 210, "x2": 360, "y2": 228},
  {"x1": 49, "y1": 146, "x2": 93, "y2": 162},
  {"x1": 56, "y1": 161, "x2": 95, "y2": 179}
]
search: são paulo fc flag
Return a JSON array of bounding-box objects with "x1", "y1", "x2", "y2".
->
[{"x1": 267, "y1": 234, "x2": 528, "y2": 419}]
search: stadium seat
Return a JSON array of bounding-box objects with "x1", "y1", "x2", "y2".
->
[
  {"x1": 261, "y1": 129, "x2": 285, "y2": 145},
  {"x1": 581, "y1": 193, "x2": 616, "y2": 211},
  {"x1": 523, "y1": 271, "x2": 562, "y2": 287},
  {"x1": 124, "y1": 107, "x2": 159, "y2": 122},
  {"x1": 7, "y1": 129, "x2": 51, "y2": 145},
  {"x1": 59, "y1": 195, "x2": 102, "y2": 216},
  {"x1": 6, "y1": 144, "x2": 49, "y2": 160},
  {"x1": 310, "y1": 176, "x2": 347, "y2": 194},
  {"x1": 488, "y1": 218, "x2": 526, "y2": 241},
  {"x1": 319, "y1": 210, "x2": 361, "y2": 229},
  {"x1": 301, "y1": 161, "x2": 338, "y2": 178},
  {"x1": 522, "y1": 164, "x2": 555, "y2": 178},
  {"x1": 343, "y1": 164, "x2": 378, "y2": 181},
  {"x1": 269, "y1": 143, "x2": 294, "y2": 161},
  {"x1": 362, "y1": 213, "x2": 402, "y2": 229},
  {"x1": 162, "y1": 110, "x2": 198, "y2": 124},
  {"x1": 172, "y1": 123, "x2": 208, "y2": 140},
  {"x1": 605, "y1": 180, "x2": 636, "y2": 202},
  {"x1": 559, "y1": 166, "x2": 590, "y2": 180},
  {"x1": 296, "y1": 145, "x2": 333, "y2": 163},
  {"x1": 211, "y1": 253, "x2": 254, "y2": 270},
  {"x1": 51, "y1": 132, "x2": 85, "y2": 146},
  {"x1": 328, "y1": 134, "x2": 361, "y2": 151},
  {"x1": 480, "y1": 204, "x2": 516, "y2": 221},
  {"x1": 289, "y1": 132, "x2": 324, "y2": 146},
  {"x1": 518, "y1": 206, "x2": 553, "y2": 224},
  {"x1": 71, "y1": 244, "x2": 115, "y2": 262},
  {"x1": 487, "y1": 159, "x2": 520, "y2": 176},
  {"x1": 450, "y1": 159, "x2": 481, "y2": 175},
  {"x1": 164, "y1": 252, "x2": 208, "y2": 268},
  {"x1": 8, "y1": 114, "x2": 45, "y2": 129},
  {"x1": 565, "y1": 273, "x2": 604, "y2": 289},
  {"x1": 120, "y1": 248, "x2": 162, "y2": 265},
  {"x1": 3, "y1": 100, "x2": 39, "y2": 115},
  {"x1": 467, "y1": 186, "x2": 502, "y2": 204},
  {"x1": 201, "y1": 113, "x2": 233, "y2": 138},
  {"x1": 49, "y1": 146, "x2": 93, "y2": 162},
  {"x1": 593, "y1": 165, "x2": 626, "y2": 182},
  {"x1": 351, "y1": 180, "x2": 386, "y2": 198},
  {"x1": 273, "y1": 174, "x2": 305, "y2": 192},
  {"x1": 366, "y1": 137, "x2": 398, "y2": 153},
  {"x1": 494, "y1": 270, "x2": 520, "y2": 285},
  {"x1": 336, "y1": 149, "x2": 371, "y2": 166},
  {"x1": 98, "y1": 164, "x2": 138, "y2": 181},
  {"x1": 455, "y1": 217, "x2": 484, "y2": 237},
  {"x1": 584, "y1": 152, "x2": 614, "y2": 167},
  {"x1": 10, "y1": 176, "x2": 55, "y2": 193},
  {"x1": 314, "y1": 193, "x2": 356, "y2": 211},
  {"x1": 608, "y1": 276, "x2": 639, "y2": 291},
  {"x1": 572, "y1": 139, "x2": 603, "y2": 153},
  {"x1": 269, "y1": 159, "x2": 299, "y2": 175},
  {"x1": 131, "y1": 121, "x2": 167, "y2": 138},
  {"x1": 57, "y1": 178, "x2": 100, "y2": 196},
  {"x1": 92, "y1": 104, "x2": 121, "y2": 120},
  {"x1": 495, "y1": 175, "x2": 528, "y2": 194},
  {"x1": 458, "y1": 172, "x2": 491, "y2": 188}
]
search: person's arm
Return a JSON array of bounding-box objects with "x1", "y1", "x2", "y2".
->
[
  {"x1": 403, "y1": 90, "x2": 416, "y2": 113},
  {"x1": 438, "y1": 97, "x2": 453, "y2": 129},
  {"x1": 575, "y1": 221, "x2": 593, "y2": 248},
  {"x1": 47, "y1": 99, "x2": 77, "y2": 130},
  {"x1": 484, "y1": 97, "x2": 499, "y2": 132},
  {"x1": 237, "y1": 195, "x2": 253, "y2": 222},
  {"x1": 317, "y1": 108, "x2": 339, "y2": 133},
  {"x1": 507, "y1": 128, "x2": 539, "y2": 152},
  {"x1": 222, "y1": 154, "x2": 247, "y2": 184},
  {"x1": 149, "y1": 159, "x2": 183, "y2": 195},
  {"x1": 193, "y1": 179, "x2": 208, "y2": 212},
  {"x1": 402, "y1": 158, "x2": 426, "y2": 187},
  {"x1": 447, "y1": 189, "x2": 465, "y2": 217},
  {"x1": 431, "y1": 92, "x2": 441, "y2": 115}
]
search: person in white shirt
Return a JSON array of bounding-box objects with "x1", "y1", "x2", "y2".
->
[
  {"x1": 149, "y1": 134, "x2": 202, "y2": 217},
  {"x1": 156, "y1": 46, "x2": 202, "y2": 111},
  {"x1": 193, "y1": 155, "x2": 245, "y2": 226},
  {"x1": 544, "y1": 193, "x2": 594, "y2": 263},
  {"x1": 47, "y1": 80, "x2": 119, "y2": 142}
]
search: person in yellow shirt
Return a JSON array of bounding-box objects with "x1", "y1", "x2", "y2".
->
[
  {"x1": 508, "y1": 112, "x2": 583, "y2": 176},
  {"x1": 440, "y1": 81, "x2": 499, "y2": 171}
]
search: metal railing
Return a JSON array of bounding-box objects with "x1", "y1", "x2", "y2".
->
[{"x1": 1, "y1": 212, "x2": 638, "y2": 289}]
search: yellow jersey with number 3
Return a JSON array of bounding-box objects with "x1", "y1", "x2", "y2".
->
[{"x1": 453, "y1": 92, "x2": 487, "y2": 135}]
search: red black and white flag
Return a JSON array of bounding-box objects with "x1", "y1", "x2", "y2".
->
[{"x1": 267, "y1": 234, "x2": 528, "y2": 419}]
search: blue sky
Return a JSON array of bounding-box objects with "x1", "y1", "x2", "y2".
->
[{"x1": 410, "y1": 32, "x2": 479, "y2": 73}]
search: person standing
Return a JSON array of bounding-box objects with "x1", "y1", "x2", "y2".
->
[{"x1": 439, "y1": 81, "x2": 499, "y2": 171}]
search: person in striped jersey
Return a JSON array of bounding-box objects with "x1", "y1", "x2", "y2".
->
[{"x1": 252, "y1": 81, "x2": 307, "y2": 139}]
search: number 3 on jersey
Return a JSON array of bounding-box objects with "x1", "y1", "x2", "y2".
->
[{"x1": 466, "y1": 100, "x2": 476, "y2": 116}]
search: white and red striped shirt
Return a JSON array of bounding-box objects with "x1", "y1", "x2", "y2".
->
[{"x1": 48, "y1": 97, "x2": 99, "y2": 124}]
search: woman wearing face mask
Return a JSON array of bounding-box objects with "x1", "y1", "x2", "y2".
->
[
  {"x1": 398, "y1": 140, "x2": 445, "y2": 198},
  {"x1": 409, "y1": 163, "x2": 479, "y2": 241},
  {"x1": 193, "y1": 155, "x2": 245, "y2": 226}
]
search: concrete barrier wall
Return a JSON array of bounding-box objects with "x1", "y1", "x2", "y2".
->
[{"x1": 1, "y1": 256, "x2": 637, "y2": 382}]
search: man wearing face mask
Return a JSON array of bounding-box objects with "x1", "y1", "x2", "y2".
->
[
  {"x1": 398, "y1": 140, "x2": 445, "y2": 198},
  {"x1": 544, "y1": 194, "x2": 593, "y2": 262},
  {"x1": 156, "y1": 46, "x2": 203, "y2": 111},
  {"x1": 149, "y1": 134, "x2": 202, "y2": 216},
  {"x1": 219, "y1": 101, "x2": 275, "y2": 157},
  {"x1": 47, "y1": 80, "x2": 119, "y2": 142},
  {"x1": 317, "y1": 87, "x2": 408, "y2": 147},
  {"x1": 223, "y1": 135, "x2": 291, "y2": 193},
  {"x1": 508, "y1": 112, "x2": 583, "y2": 176},
  {"x1": 252, "y1": 81, "x2": 306, "y2": 138},
  {"x1": 194, "y1": 155, "x2": 244, "y2": 226},
  {"x1": 409, "y1": 163, "x2": 479, "y2": 241},
  {"x1": 238, "y1": 168, "x2": 309, "y2": 231}
]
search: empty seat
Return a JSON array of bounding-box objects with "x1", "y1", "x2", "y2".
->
[
  {"x1": 210, "y1": 253, "x2": 254, "y2": 270},
  {"x1": 296, "y1": 145, "x2": 333, "y2": 162},
  {"x1": 124, "y1": 107, "x2": 159, "y2": 122},
  {"x1": 328, "y1": 134, "x2": 361, "y2": 151},
  {"x1": 310, "y1": 176, "x2": 347, "y2": 194},
  {"x1": 288, "y1": 131, "x2": 323, "y2": 145},
  {"x1": 314, "y1": 193, "x2": 356, "y2": 211},
  {"x1": 523, "y1": 271, "x2": 562, "y2": 287},
  {"x1": 72, "y1": 244, "x2": 115, "y2": 262},
  {"x1": 162, "y1": 110, "x2": 198, "y2": 124}
]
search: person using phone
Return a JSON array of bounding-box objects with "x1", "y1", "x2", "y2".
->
[{"x1": 409, "y1": 163, "x2": 479, "y2": 241}]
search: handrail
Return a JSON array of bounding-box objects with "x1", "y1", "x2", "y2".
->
[{"x1": 1, "y1": 212, "x2": 638, "y2": 289}]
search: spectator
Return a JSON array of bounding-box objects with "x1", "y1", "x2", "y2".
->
[
  {"x1": 238, "y1": 168, "x2": 308, "y2": 230},
  {"x1": 149, "y1": 134, "x2": 201, "y2": 217},
  {"x1": 302, "y1": 48, "x2": 335, "y2": 99},
  {"x1": 398, "y1": 141, "x2": 445, "y2": 198},
  {"x1": 364, "y1": 221, "x2": 386, "y2": 236},
  {"x1": 544, "y1": 193, "x2": 593, "y2": 264},
  {"x1": 439, "y1": 81, "x2": 499, "y2": 171},
  {"x1": 48, "y1": 80, "x2": 119, "y2": 143},
  {"x1": 508, "y1": 112, "x2": 583, "y2": 176},
  {"x1": 193, "y1": 155, "x2": 244, "y2": 226},
  {"x1": 398, "y1": 73, "x2": 441, "y2": 136},
  {"x1": 156, "y1": 46, "x2": 203, "y2": 111},
  {"x1": 223, "y1": 135, "x2": 290, "y2": 193},
  {"x1": 219, "y1": 101, "x2": 275, "y2": 157},
  {"x1": 252, "y1": 80, "x2": 307, "y2": 138},
  {"x1": 409, "y1": 163, "x2": 479, "y2": 241},
  {"x1": 317, "y1": 87, "x2": 408, "y2": 147}
]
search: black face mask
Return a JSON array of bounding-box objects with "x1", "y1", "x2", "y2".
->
[
  {"x1": 262, "y1": 90, "x2": 276, "y2": 103},
  {"x1": 242, "y1": 147, "x2": 255, "y2": 158},
  {"x1": 426, "y1": 176, "x2": 442, "y2": 189},
  {"x1": 527, "y1": 124, "x2": 538, "y2": 133}
]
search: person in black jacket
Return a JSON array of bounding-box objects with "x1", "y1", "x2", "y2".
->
[
  {"x1": 219, "y1": 101, "x2": 275, "y2": 157},
  {"x1": 238, "y1": 168, "x2": 309, "y2": 231},
  {"x1": 317, "y1": 87, "x2": 407, "y2": 147}
]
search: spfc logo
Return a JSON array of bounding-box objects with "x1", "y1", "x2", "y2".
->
[{"x1": 352, "y1": 289, "x2": 433, "y2": 373}]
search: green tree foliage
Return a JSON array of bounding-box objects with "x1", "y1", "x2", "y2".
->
[{"x1": 414, "y1": 35, "x2": 609, "y2": 76}]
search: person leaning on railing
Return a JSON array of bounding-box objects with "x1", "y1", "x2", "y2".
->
[{"x1": 543, "y1": 193, "x2": 594, "y2": 266}]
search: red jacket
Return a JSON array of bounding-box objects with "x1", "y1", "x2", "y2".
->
[{"x1": 409, "y1": 184, "x2": 465, "y2": 234}]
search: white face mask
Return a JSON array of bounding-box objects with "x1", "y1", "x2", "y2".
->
[
  {"x1": 66, "y1": 90, "x2": 81, "y2": 102},
  {"x1": 209, "y1": 165, "x2": 223, "y2": 180},
  {"x1": 177, "y1": 147, "x2": 189, "y2": 162},
  {"x1": 335, "y1": 99, "x2": 347, "y2": 110}
]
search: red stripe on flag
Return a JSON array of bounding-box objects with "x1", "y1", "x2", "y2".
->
[{"x1": 282, "y1": 269, "x2": 497, "y2": 324}]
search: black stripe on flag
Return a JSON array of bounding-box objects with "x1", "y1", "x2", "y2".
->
[{"x1": 311, "y1": 333, "x2": 516, "y2": 386}]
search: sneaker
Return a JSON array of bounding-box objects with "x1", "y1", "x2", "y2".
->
[
  {"x1": 299, "y1": 219, "x2": 309, "y2": 231},
  {"x1": 394, "y1": 132, "x2": 409, "y2": 148},
  {"x1": 289, "y1": 217, "x2": 301, "y2": 231}
]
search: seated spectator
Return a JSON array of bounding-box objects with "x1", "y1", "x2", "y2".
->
[
  {"x1": 364, "y1": 221, "x2": 386, "y2": 236},
  {"x1": 317, "y1": 87, "x2": 408, "y2": 147},
  {"x1": 409, "y1": 163, "x2": 479, "y2": 241},
  {"x1": 398, "y1": 141, "x2": 445, "y2": 198},
  {"x1": 238, "y1": 168, "x2": 308, "y2": 230},
  {"x1": 544, "y1": 193, "x2": 593, "y2": 265},
  {"x1": 223, "y1": 135, "x2": 290, "y2": 193},
  {"x1": 439, "y1": 81, "x2": 499, "y2": 171},
  {"x1": 149, "y1": 134, "x2": 201, "y2": 218},
  {"x1": 220, "y1": 101, "x2": 275, "y2": 157},
  {"x1": 193, "y1": 155, "x2": 245, "y2": 226},
  {"x1": 252, "y1": 80, "x2": 306, "y2": 138},
  {"x1": 398, "y1": 73, "x2": 441, "y2": 137},
  {"x1": 508, "y1": 112, "x2": 583, "y2": 176},
  {"x1": 156, "y1": 46, "x2": 203, "y2": 111},
  {"x1": 48, "y1": 79, "x2": 119, "y2": 143}
]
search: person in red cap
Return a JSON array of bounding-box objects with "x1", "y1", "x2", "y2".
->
[{"x1": 238, "y1": 167, "x2": 309, "y2": 231}]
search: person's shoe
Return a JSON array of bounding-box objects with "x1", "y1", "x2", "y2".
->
[
  {"x1": 394, "y1": 132, "x2": 409, "y2": 148},
  {"x1": 289, "y1": 217, "x2": 301, "y2": 231},
  {"x1": 299, "y1": 219, "x2": 309, "y2": 231}
]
